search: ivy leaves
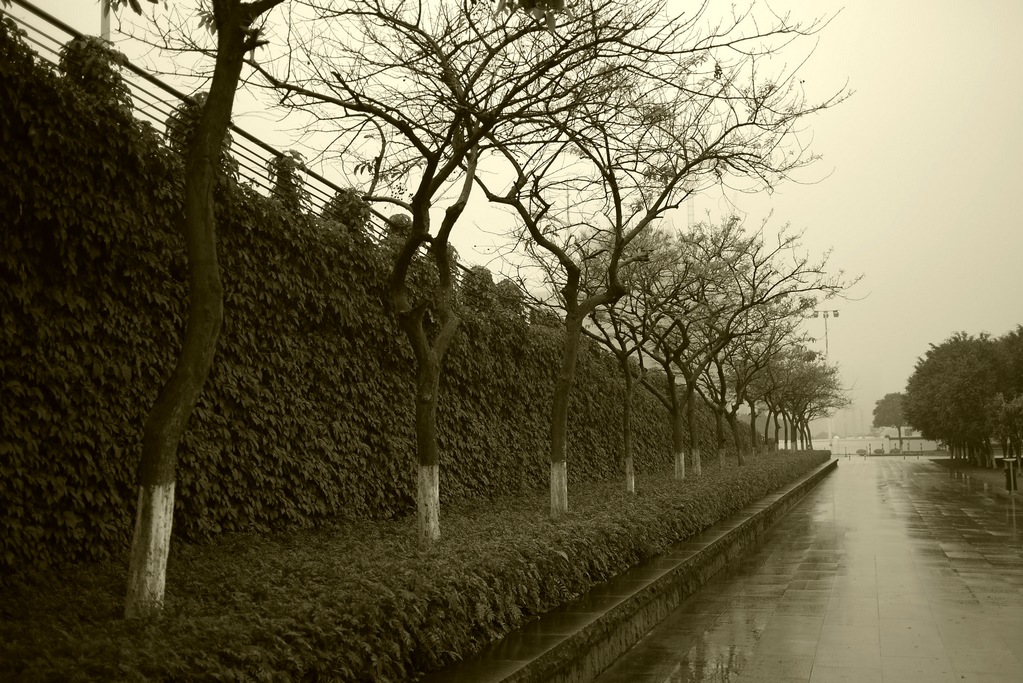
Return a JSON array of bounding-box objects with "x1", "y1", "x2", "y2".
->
[{"x1": 2, "y1": 19, "x2": 739, "y2": 580}]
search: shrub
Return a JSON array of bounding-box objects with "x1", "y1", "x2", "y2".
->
[
  {"x1": 321, "y1": 187, "x2": 370, "y2": 232},
  {"x1": 58, "y1": 35, "x2": 132, "y2": 114},
  {"x1": 267, "y1": 149, "x2": 310, "y2": 214},
  {"x1": 0, "y1": 452, "x2": 828, "y2": 682}
]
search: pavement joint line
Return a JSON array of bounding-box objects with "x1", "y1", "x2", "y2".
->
[{"x1": 592, "y1": 459, "x2": 1023, "y2": 683}]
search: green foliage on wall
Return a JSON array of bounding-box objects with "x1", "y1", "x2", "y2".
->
[
  {"x1": 0, "y1": 453, "x2": 827, "y2": 682},
  {"x1": 0, "y1": 20, "x2": 744, "y2": 577}
]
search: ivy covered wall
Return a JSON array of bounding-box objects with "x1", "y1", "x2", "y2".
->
[{"x1": 0, "y1": 20, "x2": 744, "y2": 576}]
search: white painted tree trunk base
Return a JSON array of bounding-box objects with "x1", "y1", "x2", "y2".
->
[
  {"x1": 674, "y1": 450, "x2": 686, "y2": 480},
  {"x1": 692, "y1": 448, "x2": 702, "y2": 476},
  {"x1": 124, "y1": 482, "x2": 175, "y2": 619},
  {"x1": 418, "y1": 463, "x2": 440, "y2": 547},
  {"x1": 625, "y1": 456, "x2": 635, "y2": 494},
  {"x1": 551, "y1": 460, "x2": 568, "y2": 515}
]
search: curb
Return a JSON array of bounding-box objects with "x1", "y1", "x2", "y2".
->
[{"x1": 422, "y1": 458, "x2": 838, "y2": 683}]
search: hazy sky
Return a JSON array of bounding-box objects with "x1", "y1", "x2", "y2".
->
[
  {"x1": 13, "y1": 0, "x2": 1023, "y2": 435},
  {"x1": 717, "y1": 0, "x2": 1023, "y2": 432}
]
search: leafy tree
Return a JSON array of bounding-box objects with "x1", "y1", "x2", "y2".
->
[
  {"x1": 164, "y1": 93, "x2": 237, "y2": 180},
  {"x1": 494, "y1": 277, "x2": 526, "y2": 319},
  {"x1": 995, "y1": 325, "x2": 1023, "y2": 398},
  {"x1": 990, "y1": 393, "x2": 1023, "y2": 459},
  {"x1": 112, "y1": 0, "x2": 286, "y2": 618},
  {"x1": 872, "y1": 392, "x2": 906, "y2": 450},
  {"x1": 904, "y1": 332, "x2": 1000, "y2": 467}
]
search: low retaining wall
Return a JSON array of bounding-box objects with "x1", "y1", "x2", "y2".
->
[{"x1": 423, "y1": 458, "x2": 838, "y2": 683}]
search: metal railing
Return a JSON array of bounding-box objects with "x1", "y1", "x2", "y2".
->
[{"x1": 4, "y1": 0, "x2": 391, "y2": 241}]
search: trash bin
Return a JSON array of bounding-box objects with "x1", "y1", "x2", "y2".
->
[{"x1": 1006, "y1": 461, "x2": 1018, "y2": 492}]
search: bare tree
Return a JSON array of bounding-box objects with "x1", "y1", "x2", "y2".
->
[
  {"x1": 768, "y1": 346, "x2": 849, "y2": 450},
  {"x1": 737, "y1": 321, "x2": 806, "y2": 454},
  {"x1": 582, "y1": 231, "x2": 676, "y2": 493},
  {"x1": 248, "y1": 0, "x2": 673, "y2": 540},
  {"x1": 634, "y1": 231, "x2": 725, "y2": 480},
  {"x1": 110, "y1": 0, "x2": 286, "y2": 618},
  {"x1": 642, "y1": 216, "x2": 847, "y2": 474},
  {"x1": 697, "y1": 307, "x2": 802, "y2": 464},
  {"x1": 477, "y1": 0, "x2": 845, "y2": 512}
]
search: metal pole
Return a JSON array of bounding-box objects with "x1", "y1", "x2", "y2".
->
[
  {"x1": 824, "y1": 312, "x2": 832, "y2": 440},
  {"x1": 824, "y1": 312, "x2": 830, "y2": 358},
  {"x1": 100, "y1": 0, "x2": 110, "y2": 42}
]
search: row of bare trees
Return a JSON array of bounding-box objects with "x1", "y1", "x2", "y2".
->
[
  {"x1": 112, "y1": 0, "x2": 852, "y2": 616},
  {"x1": 544, "y1": 216, "x2": 851, "y2": 491}
]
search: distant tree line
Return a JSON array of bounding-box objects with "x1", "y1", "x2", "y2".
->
[{"x1": 904, "y1": 328, "x2": 1023, "y2": 465}]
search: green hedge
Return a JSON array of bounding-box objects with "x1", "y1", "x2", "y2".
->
[
  {"x1": 0, "y1": 20, "x2": 750, "y2": 577},
  {"x1": 0, "y1": 451, "x2": 828, "y2": 682}
]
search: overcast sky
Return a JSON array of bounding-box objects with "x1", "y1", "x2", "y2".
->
[
  {"x1": 716, "y1": 0, "x2": 1023, "y2": 433},
  {"x1": 13, "y1": 0, "x2": 1023, "y2": 436}
]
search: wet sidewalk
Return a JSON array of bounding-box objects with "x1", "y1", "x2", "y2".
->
[{"x1": 594, "y1": 458, "x2": 1023, "y2": 683}]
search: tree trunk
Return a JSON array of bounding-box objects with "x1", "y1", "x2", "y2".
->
[
  {"x1": 748, "y1": 400, "x2": 758, "y2": 456},
  {"x1": 671, "y1": 393, "x2": 686, "y2": 480},
  {"x1": 621, "y1": 359, "x2": 635, "y2": 494},
  {"x1": 782, "y1": 413, "x2": 789, "y2": 450},
  {"x1": 713, "y1": 406, "x2": 725, "y2": 467},
  {"x1": 772, "y1": 411, "x2": 780, "y2": 451},
  {"x1": 550, "y1": 312, "x2": 584, "y2": 515},
  {"x1": 897, "y1": 426, "x2": 903, "y2": 451},
  {"x1": 686, "y1": 389, "x2": 702, "y2": 476},
  {"x1": 414, "y1": 355, "x2": 442, "y2": 544},
  {"x1": 124, "y1": 9, "x2": 254, "y2": 619},
  {"x1": 726, "y1": 411, "x2": 745, "y2": 466}
]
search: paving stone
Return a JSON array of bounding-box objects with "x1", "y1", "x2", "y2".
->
[{"x1": 593, "y1": 458, "x2": 1023, "y2": 683}]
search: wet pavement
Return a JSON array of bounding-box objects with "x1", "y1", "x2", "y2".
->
[{"x1": 594, "y1": 457, "x2": 1023, "y2": 683}]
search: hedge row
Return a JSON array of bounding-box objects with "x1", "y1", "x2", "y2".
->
[
  {"x1": 0, "y1": 451, "x2": 828, "y2": 682},
  {"x1": 0, "y1": 20, "x2": 751, "y2": 576}
]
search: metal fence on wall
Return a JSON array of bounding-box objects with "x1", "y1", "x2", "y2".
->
[{"x1": 4, "y1": 0, "x2": 394, "y2": 242}]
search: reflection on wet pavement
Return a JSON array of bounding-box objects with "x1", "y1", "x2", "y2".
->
[{"x1": 594, "y1": 458, "x2": 1023, "y2": 683}]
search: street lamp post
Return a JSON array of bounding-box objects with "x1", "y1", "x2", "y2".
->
[
  {"x1": 101, "y1": 0, "x2": 111, "y2": 42},
  {"x1": 811, "y1": 309, "x2": 840, "y2": 440}
]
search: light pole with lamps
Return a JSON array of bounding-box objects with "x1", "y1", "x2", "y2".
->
[{"x1": 811, "y1": 309, "x2": 840, "y2": 440}]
